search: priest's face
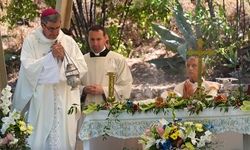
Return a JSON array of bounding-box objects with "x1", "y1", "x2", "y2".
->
[
  {"x1": 42, "y1": 21, "x2": 61, "y2": 39},
  {"x1": 186, "y1": 59, "x2": 199, "y2": 83},
  {"x1": 89, "y1": 30, "x2": 106, "y2": 53},
  {"x1": 186, "y1": 58, "x2": 205, "y2": 83}
]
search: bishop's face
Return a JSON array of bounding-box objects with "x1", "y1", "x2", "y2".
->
[
  {"x1": 41, "y1": 21, "x2": 61, "y2": 39},
  {"x1": 88, "y1": 30, "x2": 106, "y2": 53}
]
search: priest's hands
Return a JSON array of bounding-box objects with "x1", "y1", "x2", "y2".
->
[
  {"x1": 183, "y1": 80, "x2": 193, "y2": 99},
  {"x1": 84, "y1": 85, "x2": 104, "y2": 96},
  {"x1": 50, "y1": 42, "x2": 65, "y2": 60}
]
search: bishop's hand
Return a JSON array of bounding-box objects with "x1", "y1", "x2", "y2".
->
[
  {"x1": 183, "y1": 80, "x2": 193, "y2": 99},
  {"x1": 50, "y1": 42, "x2": 65, "y2": 60}
]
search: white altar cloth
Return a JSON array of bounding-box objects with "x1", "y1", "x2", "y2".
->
[{"x1": 78, "y1": 108, "x2": 250, "y2": 150}]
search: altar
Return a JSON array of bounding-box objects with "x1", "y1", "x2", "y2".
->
[{"x1": 78, "y1": 107, "x2": 250, "y2": 150}]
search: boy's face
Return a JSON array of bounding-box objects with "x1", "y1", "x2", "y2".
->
[{"x1": 88, "y1": 30, "x2": 107, "y2": 53}]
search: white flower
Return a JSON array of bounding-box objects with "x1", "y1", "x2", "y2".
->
[
  {"x1": 192, "y1": 99, "x2": 198, "y2": 103},
  {"x1": 1, "y1": 89, "x2": 12, "y2": 98},
  {"x1": 197, "y1": 136, "x2": 206, "y2": 147},
  {"x1": 133, "y1": 101, "x2": 139, "y2": 105},
  {"x1": 2, "y1": 116, "x2": 15, "y2": 125},
  {"x1": 198, "y1": 101, "x2": 202, "y2": 105},
  {"x1": 5, "y1": 91, "x2": 12, "y2": 98},
  {"x1": 179, "y1": 130, "x2": 186, "y2": 141},
  {"x1": 188, "y1": 130, "x2": 197, "y2": 145},
  {"x1": 133, "y1": 99, "x2": 155, "y2": 105},
  {"x1": 205, "y1": 130, "x2": 212, "y2": 136},
  {"x1": 199, "y1": 135, "x2": 207, "y2": 142},
  {"x1": 0, "y1": 103, "x2": 6, "y2": 109},
  {"x1": 1, "y1": 100, "x2": 11, "y2": 108},
  {"x1": 191, "y1": 138, "x2": 197, "y2": 145},
  {"x1": 145, "y1": 136, "x2": 156, "y2": 149},
  {"x1": 159, "y1": 118, "x2": 169, "y2": 126},
  {"x1": 10, "y1": 138, "x2": 18, "y2": 145},
  {"x1": 3, "y1": 107, "x2": 10, "y2": 115},
  {"x1": 5, "y1": 85, "x2": 11, "y2": 91},
  {"x1": 1, "y1": 95, "x2": 8, "y2": 102},
  {"x1": 1, "y1": 123, "x2": 9, "y2": 133},
  {"x1": 203, "y1": 131, "x2": 212, "y2": 142},
  {"x1": 206, "y1": 135, "x2": 212, "y2": 142},
  {"x1": 9, "y1": 109, "x2": 21, "y2": 120},
  {"x1": 138, "y1": 139, "x2": 145, "y2": 144},
  {"x1": 138, "y1": 133, "x2": 147, "y2": 144}
]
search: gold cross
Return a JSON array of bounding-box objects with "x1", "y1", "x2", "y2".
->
[{"x1": 186, "y1": 38, "x2": 214, "y2": 88}]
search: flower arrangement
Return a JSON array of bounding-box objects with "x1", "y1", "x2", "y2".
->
[
  {"x1": 0, "y1": 85, "x2": 34, "y2": 150},
  {"x1": 139, "y1": 118, "x2": 222, "y2": 150}
]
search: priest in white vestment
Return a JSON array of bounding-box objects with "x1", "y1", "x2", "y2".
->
[
  {"x1": 12, "y1": 9, "x2": 88, "y2": 150},
  {"x1": 173, "y1": 56, "x2": 219, "y2": 99},
  {"x1": 76, "y1": 25, "x2": 142, "y2": 150}
]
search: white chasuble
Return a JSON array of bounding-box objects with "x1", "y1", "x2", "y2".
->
[
  {"x1": 174, "y1": 79, "x2": 219, "y2": 99},
  {"x1": 12, "y1": 27, "x2": 88, "y2": 150}
]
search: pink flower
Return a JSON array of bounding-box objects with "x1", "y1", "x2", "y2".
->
[
  {"x1": 145, "y1": 128, "x2": 151, "y2": 136},
  {"x1": 2, "y1": 137, "x2": 8, "y2": 145},
  {"x1": 24, "y1": 141, "x2": 27, "y2": 144},
  {"x1": 157, "y1": 126, "x2": 165, "y2": 136},
  {"x1": 187, "y1": 105, "x2": 195, "y2": 110},
  {"x1": 7, "y1": 133, "x2": 13, "y2": 140},
  {"x1": 195, "y1": 106, "x2": 200, "y2": 112}
]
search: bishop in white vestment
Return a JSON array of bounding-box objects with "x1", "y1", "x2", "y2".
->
[{"x1": 12, "y1": 9, "x2": 88, "y2": 150}]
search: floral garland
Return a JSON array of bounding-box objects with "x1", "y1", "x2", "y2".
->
[
  {"x1": 82, "y1": 86, "x2": 250, "y2": 116},
  {"x1": 0, "y1": 85, "x2": 34, "y2": 150}
]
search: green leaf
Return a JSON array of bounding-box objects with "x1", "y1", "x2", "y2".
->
[
  {"x1": 83, "y1": 105, "x2": 97, "y2": 114},
  {"x1": 177, "y1": 42, "x2": 188, "y2": 61},
  {"x1": 165, "y1": 126, "x2": 170, "y2": 134},
  {"x1": 173, "y1": 0, "x2": 197, "y2": 48},
  {"x1": 139, "y1": 104, "x2": 155, "y2": 110},
  {"x1": 151, "y1": 22, "x2": 185, "y2": 51},
  {"x1": 1, "y1": 35, "x2": 12, "y2": 39},
  {"x1": 4, "y1": 54, "x2": 20, "y2": 61},
  {"x1": 187, "y1": 127, "x2": 192, "y2": 135}
]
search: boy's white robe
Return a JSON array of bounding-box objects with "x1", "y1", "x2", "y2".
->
[
  {"x1": 12, "y1": 27, "x2": 88, "y2": 150},
  {"x1": 81, "y1": 51, "x2": 133, "y2": 104}
]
